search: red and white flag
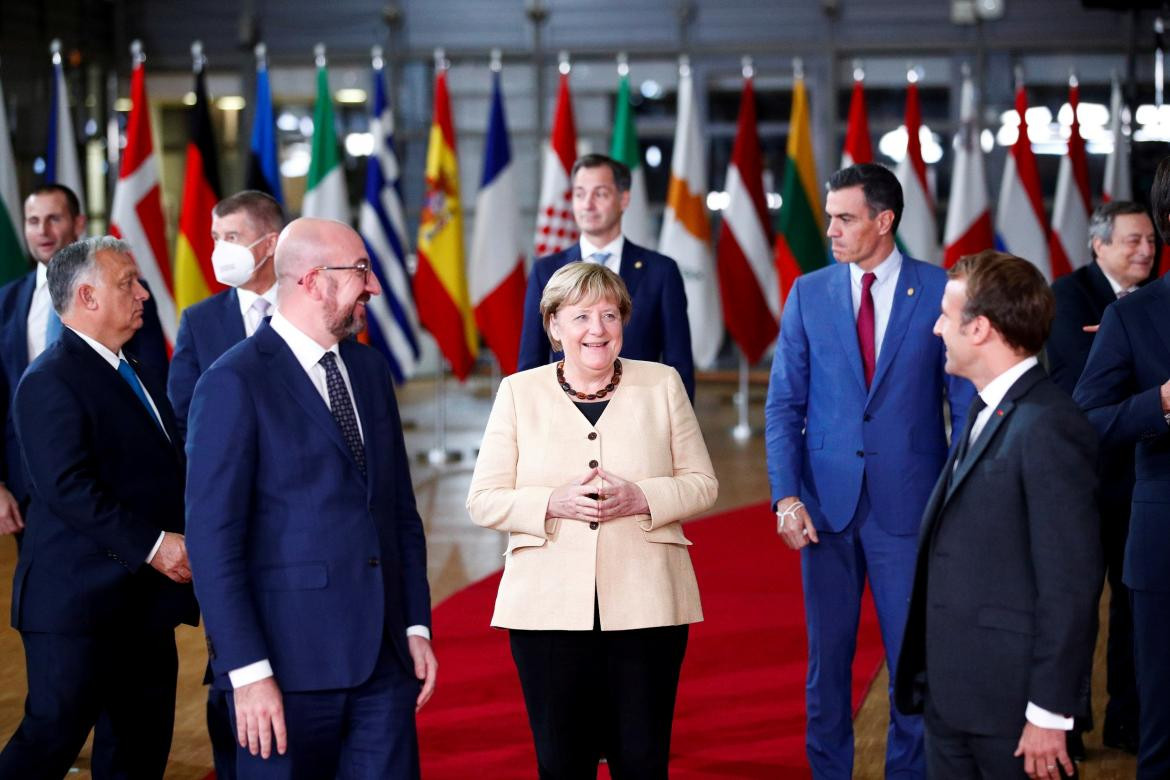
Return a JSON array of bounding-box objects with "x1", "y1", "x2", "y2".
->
[
  {"x1": 943, "y1": 72, "x2": 994, "y2": 268},
  {"x1": 110, "y1": 44, "x2": 175, "y2": 345},
  {"x1": 715, "y1": 69, "x2": 777, "y2": 365},
  {"x1": 995, "y1": 81, "x2": 1064, "y2": 282},
  {"x1": 1103, "y1": 75, "x2": 1132, "y2": 202},
  {"x1": 894, "y1": 75, "x2": 940, "y2": 263},
  {"x1": 533, "y1": 66, "x2": 578, "y2": 258},
  {"x1": 841, "y1": 73, "x2": 873, "y2": 168},
  {"x1": 1051, "y1": 78, "x2": 1092, "y2": 272}
]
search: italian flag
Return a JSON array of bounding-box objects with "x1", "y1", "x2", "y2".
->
[{"x1": 303, "y1": 46, "x2": 349, "y2": 222}]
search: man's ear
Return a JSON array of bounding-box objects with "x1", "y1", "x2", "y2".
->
[
  {"x1": 77, "y1": 283, "x2": 98, "y2": 311},
  {"x1": 876, "y1": 209, "x2": 895, "y2": 236}
]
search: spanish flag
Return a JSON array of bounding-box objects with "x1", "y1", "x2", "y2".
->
[
  {"x1": 174, "y1": 52, "x2": 222, "y2": 314},
  {"x1": 414, "y1": 59, "x2": 477, "y2": 380},
  {"x1": 773, "y1": 72, "x2": 826, "y2": 305}
]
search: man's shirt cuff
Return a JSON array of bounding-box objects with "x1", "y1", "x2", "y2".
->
[
  {"x1": 145, "y1": 531, "x2": 165, "y2": 564},
  {"x1": 1025, "y1": 701, "x2": 1073, "y2": 730},
  {"x1": 228, "y1": 659, "x2": 274, "y2": 689},
  {"x1": 406, "y1": 625, "x2": 431, "y2": 640}
]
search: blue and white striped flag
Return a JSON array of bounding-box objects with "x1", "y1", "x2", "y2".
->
[
  {"x1": 46, "y1": 40, "x2": 86, "y2": 213},
  {"x1": 359, "y1": 47, "x2": 420, "y2": 384}
]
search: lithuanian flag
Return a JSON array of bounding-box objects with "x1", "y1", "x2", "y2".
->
[
  {"x1": 773, "y1": 75, "x2": 826, "y2": 304},
  {"x1": 414, "y1": 62, "x2": 477, "y2": 380},
  {"x1": 174, "y1": 61, "x2": 222, "y2": 313}
]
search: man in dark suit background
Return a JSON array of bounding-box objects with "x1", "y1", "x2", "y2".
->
[
  {"x1": 0, "y1": 236, "x2": 197, "y2": 778},
  {"x1": 167, "y1": 189, "x2": 282, "y2": 779},
  {"x1": 1046, "y1": 201, "x2": 1153, "y2": 756},
  {"x1": 0, "y1": 184, "x2": 169, "y2": 538},
  {"x1": 897, "y1": 250, "x2": 1102, "y2": 780},
  {"x1": 168, "y1": 190, "x2": 282, "y2": 441},
  {"x1": 517, "y1": 154, "x2": 695, "y2": 398},
  {"x1": 185, "y1": 218, "x2": 435, "y2": 778},
  {"x1": 1074, "y1": 156, "x2": 1170, "y2": 778}
]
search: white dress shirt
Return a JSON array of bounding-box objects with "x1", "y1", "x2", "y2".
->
[
  {"x1": 228, "y1": 310, "x2": 429, "y2": 690},
  {"x1": 579, "y1": 235, "x2": 624, "y2": 273},
  {"x1": 1098, "y1": 265, "x2": 1138, "y2": 298},
  {"x1": 236, "y1": 285, "x2": 277, "y2": 337},
  {"x1": 968, "y1": 354, "x2": 1073, "y2": 731},
  {"x1": 849, "y1": 249, "x2": 903, "y2": 360},
  {"x1": 26, "y1": 263, "x2": 51, "y2": 362},
  {"x1": 67, "y1": 326, "x2": 167, "y2": 564}
]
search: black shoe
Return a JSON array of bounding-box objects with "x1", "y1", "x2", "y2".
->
[
  {"x1": 1103, "y1": 720, "x2": 1139, "y2": 755},
  {"x1": 1066, "y1": 730, "x2": 1086, "y2": 762}
]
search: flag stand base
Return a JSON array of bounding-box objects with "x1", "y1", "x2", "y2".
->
[{"x1": 417, "y1": 363, "x2": 462, "y2": 465}]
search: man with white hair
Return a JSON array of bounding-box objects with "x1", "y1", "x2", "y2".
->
[
  {"x1": 0, "y1": 236, "x2": 196, "y2": 777},
  {"x1": 186, "y1": 218, "x2": 436, "y2": 778}
]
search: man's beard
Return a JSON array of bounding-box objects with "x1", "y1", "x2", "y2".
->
[{"x1": 324, "y1": 295, "x2": 365, "y2": 339}]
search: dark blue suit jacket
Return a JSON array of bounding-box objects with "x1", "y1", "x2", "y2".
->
[
  {"x1": 10, "y1": 328, "x2": 197, "y2": 632},
  {"x1": 516, "y1": 240, "x2": 695, "y2": 399},
  {"x1": 1074, "y1": 274, "x2": 1170, "y2": 592},
  {"x1": 185, "y1": 321, "x2": 431, "y2": 692},
  {"x1": 168, "y1": 288, "x2": 245, "y2": 440},
  {"x1": 0, "y1": 269, "x2": 170, "y2": 506},
  {"x1": 765, "y1": 257, "x2": 975, "y2": 535}
]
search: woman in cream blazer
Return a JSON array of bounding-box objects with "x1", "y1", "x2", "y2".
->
[{"x1": 468, "y1": 261, "x2": 717, "y2": 780}]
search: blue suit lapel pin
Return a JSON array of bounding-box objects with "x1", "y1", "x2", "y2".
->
[
  {"x1": 907, "y1": 287, "x2": 915, "y2": 296},
  {"x1": 634, "y1": 260, "x2": 643, "y2": 269}
]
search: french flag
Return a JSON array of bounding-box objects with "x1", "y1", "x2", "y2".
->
[{"x1": 469, "y1": 62, "x2": 526, "y2": 375}]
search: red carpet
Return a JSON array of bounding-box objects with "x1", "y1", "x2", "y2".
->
[{"x1": 417, "y1": 501, "x2": 884, "y2": 778}]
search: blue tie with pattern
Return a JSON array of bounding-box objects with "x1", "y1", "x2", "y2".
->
[
  {"x1": 117, "y1": 358, "x2": 164, "y2": 434},
  {"x1": 319, "y1": 352, "x2": 366, "y2": 476},
  {"x1": 45, "y1": 307, "x2": 64, "y2": 347}
]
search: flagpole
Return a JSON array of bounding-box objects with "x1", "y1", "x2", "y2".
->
[{"x1": 731, "y1": 351, "x2": 753, "y2": 442}]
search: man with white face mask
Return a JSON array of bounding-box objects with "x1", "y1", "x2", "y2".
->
[
  {"x1": 166, "y1": 190, "x2": 282, "y2": 780},
  {"x1": 168, "y1": 191, "x2": 282, "y2": 441}
]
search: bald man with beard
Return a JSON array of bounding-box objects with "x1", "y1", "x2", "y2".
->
[{"x1": 185, "y1": 218, "x2": 436, "y2": 779}]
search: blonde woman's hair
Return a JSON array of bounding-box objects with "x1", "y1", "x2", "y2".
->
[{"x1": 539, "y1": 262, "x2": 632, "y2": 352}]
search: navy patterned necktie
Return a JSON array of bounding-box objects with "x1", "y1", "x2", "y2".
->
[{"x1": 319, "y1": 352, "x2": 366, "y2": 476}]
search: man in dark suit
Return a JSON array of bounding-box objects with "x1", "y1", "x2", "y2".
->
[
  {"x1": 167, "y1": 190, "x2": 282, "y2": 779},
  {"x1": 0, "y1": 184, "x2": 169, "y2": 538},
  {"x1": 766, "y1": 163, "x2": 973, "y2": 779},
  {"x1": 185, "y1": 218, "x2": 435, "y2": 778},
  {"x1": 1046, "y1": 201, "x2": 1153, "y2": 756},
  {"x1": 1074, "y1": 157, "x2": 1170, "y2": 778},
  {"x1": 897, "y1": 250, "x2": 1102, "y2": 780},
  {"x1": 517, "y1": 154, "x2": 695, "y2": 398},
  {"x1": 0, "y1": 236, "x2": 198, "y2": 778},
  {"x1": 169, "y1": 190, "x2": 282, "y2": 441}
]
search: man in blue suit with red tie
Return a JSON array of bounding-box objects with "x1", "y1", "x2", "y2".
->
[
  {"x1": 167, "y1": 190, "x2": 282, "y2": 778},
  {"x1": 517, "y1": 154, "x2": 695, "y2": 398},
  {"x1": 766, "y1": 163, "x2": 974, "y2": 778},
  {"x1": 186, "y1": 218, "x2": 435, "y2": 778}
]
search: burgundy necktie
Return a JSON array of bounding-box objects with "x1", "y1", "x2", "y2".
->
[{"x1": 857, "y1": 272, "x2": 877, "y2": 387}]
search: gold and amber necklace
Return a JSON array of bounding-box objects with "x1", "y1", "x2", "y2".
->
[{"x1": 557, "y1": 358, "x2": 623, "y2": 400}]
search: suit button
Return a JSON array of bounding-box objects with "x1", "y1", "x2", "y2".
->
[
  {"x1": 587, "y1": 432, "x2": 597, "y2": 440},
  {"x1": 856, "y1": 450, "x2": 865, "y2": 458},
  {"x1": 368, "y1": 557, "x2": 380, "y2": 567},
  {"x1": 588, "y1": 459, "x2": 598, "y2": 468},
  {"x1": 589, "y1": 521, "x2": 599, "y2": 530}
]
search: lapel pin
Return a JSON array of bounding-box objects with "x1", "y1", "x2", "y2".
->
[
  {"x1": 634, "y1": 260, "x2": 643, "y2": 269},
  {"x1": 996, "y1": 409, "x2": 1004, "y2": 416},
  {"x1": 907, "y1": 287, "x2": 915, "y2": 296}
]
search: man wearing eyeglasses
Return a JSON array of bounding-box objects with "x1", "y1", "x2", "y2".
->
[
  {"x1": 185, "y1": 217, "x2": 435, "y2": 778},
  {"x1": 165, "y1": 190, "x2": 283, "y2": 780}
]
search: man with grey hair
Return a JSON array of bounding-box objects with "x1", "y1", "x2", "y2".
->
[
  {"x1": 0, "y1": 236, "x2": 197, "y2": 777},
  {"x1": 1045, "y1": 200, "x2": 1154, "y2": 757},
  {"x1": 186, "y1": 218, "x2": 434, "y2": 777}
]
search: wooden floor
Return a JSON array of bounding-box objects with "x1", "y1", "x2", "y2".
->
[{"x1": 0, "y1": 373, "x2": 1138, "y2": 777}]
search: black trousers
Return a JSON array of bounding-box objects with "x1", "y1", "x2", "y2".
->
[
  {"x1": 0, "y1": 626, "x2": 178, "y2": 780},
  {"x1": 508, "y1": 603, "x2": 689, "y2": 780}
]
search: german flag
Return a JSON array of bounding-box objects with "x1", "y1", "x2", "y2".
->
[{"x1": 174, "y1": 60, "x2": 222, "y2": 314}]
